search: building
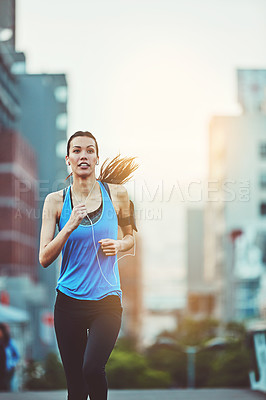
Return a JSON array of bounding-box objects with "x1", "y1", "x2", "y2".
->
[
  {"x1": 118, "y1": 232, "x2": 143, "y2": 349},
  {"x1": 138, "y1": 196, "x2": 186, "y2": 346},
  {"x1": 16, "y1": 69, "x2": 68, "y2": 311},
  {"x1": 186, "y1": 207, "x2": 215, "y2": 317},
  {"x1": 0, "y1": 129, "x2": 38, "y2": 281},
  {"x1": 0, "y1": 0, "x2": 19, "y2": 130},
  {"x1": 206, "y1": 69, "x2": 266, "y2": 322},
  {"x1": 0, "y1": 0, "x2": 48, "y2": 367},
  {"x1": 0, "y1": 1, "x2": 38, "y2": 282},
  {"x1": 0, "y1": 0, "x2": 69, "y2": 361}
]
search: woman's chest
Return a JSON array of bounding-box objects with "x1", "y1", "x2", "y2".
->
[{"x1": 56, "y1": 187, "x2": 120, "y2": 225}]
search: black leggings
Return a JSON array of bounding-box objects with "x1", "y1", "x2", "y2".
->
[{"x1": 54, "y1": 290, "x2": 123, "y2": 400}]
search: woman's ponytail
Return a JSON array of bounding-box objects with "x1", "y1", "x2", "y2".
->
[{"x1": 98, "y1": 154, "x2": 139, "y2": 184}]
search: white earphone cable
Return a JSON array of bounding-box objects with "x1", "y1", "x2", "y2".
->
[
  {"x1": 71, "y1": 181, "x2": 136, "y2": 287},
  {"x1": 87, "y1": 214, "x2": 135, "y2": 287}
]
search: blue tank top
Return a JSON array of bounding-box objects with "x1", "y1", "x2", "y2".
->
[{"x1": 56, "y1": 180, "x2": 122, "y2": 301}]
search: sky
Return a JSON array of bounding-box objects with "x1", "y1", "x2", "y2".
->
[{"x1": 16, "y1": 0, "x2": 266, "y2": 191}]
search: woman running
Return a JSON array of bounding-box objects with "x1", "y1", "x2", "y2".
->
[{"x1": 39, "y1": 131, "x2": 138, "y2": 400}]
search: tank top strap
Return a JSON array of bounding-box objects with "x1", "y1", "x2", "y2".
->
[
  {"x1": 62, "y1": 186, "x2": 68, "y2": 202},
  {"x1": 101, "y1": 181, "x2": 112, "y2": 201}
]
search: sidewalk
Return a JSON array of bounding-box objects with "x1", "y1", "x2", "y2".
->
[{"x1": 0, "y1": 389, "x2": 265, "y2": 400}]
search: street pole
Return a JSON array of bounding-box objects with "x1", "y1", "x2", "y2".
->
[{"x1": 186, "y1": 346, "x2": 197, "y2": 388}]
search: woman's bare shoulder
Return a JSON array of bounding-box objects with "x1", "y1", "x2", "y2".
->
[
  {"x1": 44, "y1": 189, "x2": 66, "y2": 222},
  {"x1": 107, "y1": 183, "x2": 127, "y2": 200},
  {"x1": 45, "y1": 189, "x2": 65, "y2": 203},
  {"x1": 44, "y1": 189, "x2": 66, "y2": 218}
]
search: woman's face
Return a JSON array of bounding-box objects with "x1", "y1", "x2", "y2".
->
[{"x1": 66, "y1": 136, "x2": 99, "y2": 176}]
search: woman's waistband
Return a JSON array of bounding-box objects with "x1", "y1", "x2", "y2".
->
[{"x1": 55, "y1": 289, "x2": 122, "y2": 309}]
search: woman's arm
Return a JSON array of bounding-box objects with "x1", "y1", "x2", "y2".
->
[
  {"x1": 117, "y1": 186, "x2": 134, "y2": 251},
  {"x1": 117, "y1": 232, "x2": 134, "y2": 252},
  {"x1": 39, "y1": 192, "x2": 88, "y2": 268},
  {"x1": 39, "y1": 192, "x2": 72, "y2": 268}
]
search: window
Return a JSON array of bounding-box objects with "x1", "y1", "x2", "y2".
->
[
  {"x1": 54, "y1": 86, "x2": 67, "y2": 103},
  {"x1": 56, "y1": 113, "x2": 67, "y2": 130},
  {"x1": 11, "y1": 61, "x2": 26, "y2": 75},
  {"x1": 256, "y1": 231, "x2": 266, "y2": 264},
  {"x1": 259, "y1": 143, "x2": 266, "y2": 158},
  {"x1": 260, "y1": 203, "x2": 266, "y2": 215},
  {"x1": 56, "y1": 140, "x2": 67, "y2": 158},
  {"x1": 260, "y1": 174, "x2": 266, "y2": 189}
]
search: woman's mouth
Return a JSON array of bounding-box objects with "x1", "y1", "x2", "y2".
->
[{"x1": 78, "y1": 163, "x2": 90, "y2": 169}]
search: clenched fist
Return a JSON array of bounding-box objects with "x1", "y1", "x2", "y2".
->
[
  {"x1": 98, "y1": 239, "x2": 121, "y2": 256},
  {"x1": 67, "y1": 203, "x2": 88, "y2": 231}
]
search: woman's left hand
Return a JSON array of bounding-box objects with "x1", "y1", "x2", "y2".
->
[{"x1": 98, "y1": 239, "x2": 121, "y2": 256}]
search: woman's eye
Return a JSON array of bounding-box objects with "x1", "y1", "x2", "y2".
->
[{"x1": 73, "y1": 149, "x2": 93, "y2": 153}]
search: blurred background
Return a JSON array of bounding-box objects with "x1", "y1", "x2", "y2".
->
[{"x1": 1, "y1": 0, "x2": 266, "y2": 393}]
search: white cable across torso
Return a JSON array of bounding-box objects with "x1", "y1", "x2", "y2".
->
[{"x1": 71, "y1": 181, "x2": 136, "y2": 287}]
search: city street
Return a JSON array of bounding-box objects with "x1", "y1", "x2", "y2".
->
[{"x1": 0, "y1": 389, "x2": 265, "y2": 400}]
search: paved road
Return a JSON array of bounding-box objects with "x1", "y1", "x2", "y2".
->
[{"x1": 0, "y1": 389, "x2": 265, "y2": 400}]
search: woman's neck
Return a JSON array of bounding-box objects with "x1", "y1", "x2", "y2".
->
[{"x1": 72, "y1": 175, "x2": 98, "y2": 199}]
